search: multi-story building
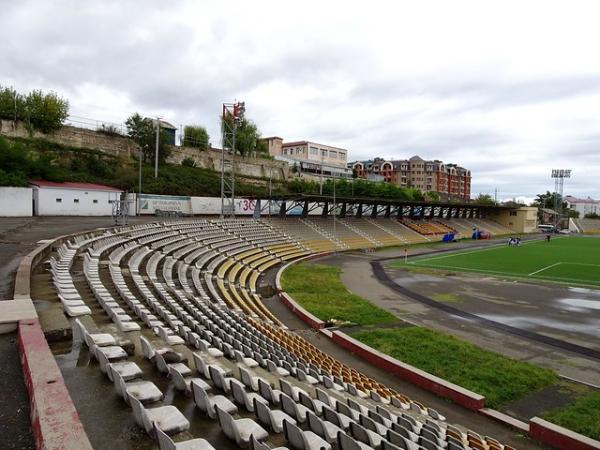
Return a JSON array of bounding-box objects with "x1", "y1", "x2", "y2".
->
[
  {"x1": 350, "y1": 155, "x2": 471, "y2": 200},
  {"x1": 565, "y1": 195, "x2": 599, "y2": 217},
  {"x1": 262, "y1": 137, "x2": 351, "y2": 178}
]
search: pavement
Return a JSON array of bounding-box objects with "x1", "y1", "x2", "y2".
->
[
  {"x1": 0, "y1": 332, "x2": 36, "y2": 450},
  {"x1": 0, "y1": 216, "x2": 158, "y2": 301}
]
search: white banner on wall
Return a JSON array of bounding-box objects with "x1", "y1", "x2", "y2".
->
[
  {"x1": 137, "y1": 194, "x2": 326, "y2": 217},
  {"x1": 138, "y1": 194, "x2": 192, "y2": 215}
]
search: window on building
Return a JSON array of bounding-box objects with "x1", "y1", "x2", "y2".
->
[
  {"x1": 321, "y1": 150, "x2": 327, "y2": 157},
  {"x1": 93, "y1": 199, "x2": 98, "y2": 204},
  {"x1": 310, "y1": 146, "x2": 318, "y2": 155},
  {"x1": 74, "y1": 199, "x2": 79, "y2": 203},
  {"x1": 510, "y1": 211, "x2": 517, "y2": 216},
  {"x1": 56, "y1": 198, "x2": 62, "y2": 203},
  {"x1": 329, "y1": 150, "x2": 337, "y2": 158}
]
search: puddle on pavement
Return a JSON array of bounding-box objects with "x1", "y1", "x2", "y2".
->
[
  {"x1": 557, "y1": 298, "x2": 600, "y2": 311},
  {"x1": 479, "y1": 313, "x2": 600, "y2": 338}
]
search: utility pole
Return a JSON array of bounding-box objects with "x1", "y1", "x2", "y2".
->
[
  {"x1": 494, "y1": 188, "x2": 497, "y2": 204},
  {"x1": 154, "y1": 117, "x2": 160, "y2": 178},
  {"x1": 268, "y1": 166, "x2": 273, "y2": 217},
  {"x1": 333, "y1": 170, "x2": 336, "y2": 243},
  {"x1": 319, "y1": 152, "x2": 324, "y2": 195},
  {"x1": 138, "y1": 144, "x2": 147, "y2": 215}
]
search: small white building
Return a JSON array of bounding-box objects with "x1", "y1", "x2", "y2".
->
[
  {"x1": 30, "y1": 180, "x2": 122, "y2": 216},
  {"x1": 565, "y1": 195, "x2": 599, "y2": 217}
]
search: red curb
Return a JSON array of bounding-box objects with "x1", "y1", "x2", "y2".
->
[
  {"x1": 529, "y1": 417, "x2": 600, "y2": 450},
  {"x1": 18, "y1": 319, "x2": 93, "y2": 450},
  {"x1": 330, "y1": 330, "x2": 486, "y2": 410},
  {"x1": 278, "y1": 292, "x2": 325, "y2": 329}
]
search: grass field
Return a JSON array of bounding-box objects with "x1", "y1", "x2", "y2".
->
[
  {"x1": 390, "y1": 236, "x2": 600, "y2": 286},
  {"x1": 281, "y1": 262, "x2": 397, "y2": 326},
  {"x1": 544, "y1": 390, "x2": 600, "y2": 441},
  {"x1": 351, "y1": 327, "x2": 558, "y2": 408}
]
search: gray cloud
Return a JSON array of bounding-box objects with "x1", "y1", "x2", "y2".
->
[{"x1": 1, "y1": 0, "x2": 600, "y2": 201}]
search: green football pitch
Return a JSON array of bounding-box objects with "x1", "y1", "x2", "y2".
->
[{"x1": 390, "y1": 236, "x2": 600, "y2": 287}]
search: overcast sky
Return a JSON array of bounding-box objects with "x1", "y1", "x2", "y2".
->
[{"x1": 2, "y1": 1, "x2": 599, "y2": 202}]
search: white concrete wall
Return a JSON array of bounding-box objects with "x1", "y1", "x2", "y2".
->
[
  {"x1": 0, "y1": 187, "x2": 33, "y2": 216},
  {"x1": 34, "y1": 187, "x2": 119, "y2": 216}
]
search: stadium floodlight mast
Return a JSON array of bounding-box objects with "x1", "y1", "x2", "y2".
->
[
  {"x1": 221, "y1": 101, "x2": 245, "y2": 218},
  {"x1": 551, "y1": 169, "x2": 572, "y2": 229}
]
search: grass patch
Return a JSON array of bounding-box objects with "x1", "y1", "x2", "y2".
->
[
  {"x1": 389, "y1": 237, "x2": 600, "y2": 287},
  {"x1": 545, "y1": 390, "x2": 600, "y2": 441},
  {"x1": 281, "y1": 263, "x2": 397, "y2": 326},
  {"x1": 350, "y1": 327, "x2": 557, "y2": 408}
]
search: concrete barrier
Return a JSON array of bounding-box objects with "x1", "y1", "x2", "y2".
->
[
  {"x1": 529, "y1": 417, "x2": 600, "y2": 450},
  {"x1": 330, "y1": 330, "x2": 486, "y2": 410},
  {"x1": 18, "y1": 319, "x2": 93, "y2": 450},
  {"x1": 278, "y1": 291, "x2": 325, "y2": 330},
  {"x1": 13, "y1": 230, "x2": 104, "y2": 449}
]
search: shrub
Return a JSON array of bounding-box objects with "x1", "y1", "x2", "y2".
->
[{"x1": 181, "y1": 156, "x2": 196, "y2": 167}]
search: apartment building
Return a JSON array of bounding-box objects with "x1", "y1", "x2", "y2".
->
[
  {"x1": 262, "y1": 137, "x2": 351, "y2": 178},
  {"x1": 565, "y1": 195, "x2": 599, "y2": 217},
  {"x1": 350, "y1": 155, "x2": 471, "y2": 200}
]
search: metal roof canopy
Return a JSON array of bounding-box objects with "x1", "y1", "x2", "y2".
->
[{"x1": 263, "y1": 193, "x2": 510, "y2": 218}]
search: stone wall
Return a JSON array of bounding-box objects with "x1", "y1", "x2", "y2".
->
[
  {"x1": 0, "y1": 120, "x2": 137, "y2": 158},
  {"x1": 0, "y1": 120, "x2": 290, "y2": 180},
  {"x1": 168, "y1": 145, "x2": 289, "y2": 180}
]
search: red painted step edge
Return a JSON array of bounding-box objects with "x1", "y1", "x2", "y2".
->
[{"x1": 18, "y1": 319, "x2": 93, "y2": 450}]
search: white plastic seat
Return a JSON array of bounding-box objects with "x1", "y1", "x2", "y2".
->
[
  {"x1": 94, "y1": 345, "x2": 128, "y2": 362},
  {"x1": 96, "y1": 351, "x2": 142, "y2": 381},
  {"x1": 254, "y1": 397, "x2": 296, "y2": 433},
  {"x1": 250, "y1": 434, "x2": 290, "y2": 450},
  {"x1": 113, "y1": 370, "x2": 163, "y2": 404},
  {"x1": 155, "y1": 352, "x2": 192, "y2": 376},
  {"x1": 197, "y1": 338, "x2": 224, "y2": 358},
  {"x1": 155, "y1": 424, "x2": 216, "y2": 450},
  {"x1": 308, "y1": 411, "x2": 342, "y2": 443},
  {"x1": 209, "y1": 365, "x2": 233, "y2": 393},
  {"x1": 280, "y1": 393, "x2": 310, "y2": 424},
  {"x1": 239, "y1": 366, "x2": 262, "y2": 392},
  {"x1": 267, "y1": 359, "x2": 289, "y2": 377},
  {"x1": 128, "y1": 393, "x2": 189, "y2": 435},
  {"x1": 169, "y1": 366, "x2": 211, "y2": 395},
  {"x1": 215, "y1": 406, "x2": 268, "y2": 447},
  {"x1": 258, "y1": 378, "x2": 282, "y2": 406},
  {"x1": 337, "y1": 431, "x2": 375, "y2": 450},
  {"x1": 230, "y1": 379, "x2": 268, "y2": 412},
  {"x1": 191, "y1": 379, "x2": 237, "y2": 419},
  {"x1": 283, "y1": 419, "x2": 332, "y2": 450},
  {"x1": 234, "y1": 349, "x2": 259, "y2": 368}
]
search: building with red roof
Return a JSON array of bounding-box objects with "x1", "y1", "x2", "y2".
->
[{"x1": 29, "y1": 180, "x2": 122, "y2": 216}]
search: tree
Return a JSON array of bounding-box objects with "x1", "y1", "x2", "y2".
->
[
  {"x1": 125, "y1": 113, "x2": 171, "y2": 164},
  {"x1": 221, "y1": 113, "x2": 268, "y2": 157},
  {"x1": 182, "y1": 125, "x2": 209, "y2": 150},
  {"x1": 0, "y1": 86, "x2": 68, "y2": 133},
  {"x1": 474, "y1": 193, "x2": 496, "y2": 206},
  {"x1": 532, "y1": 191, "x2": 563, "y2": 210}
]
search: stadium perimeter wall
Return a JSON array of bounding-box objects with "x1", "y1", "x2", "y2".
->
[
  {"x1": 0, "y1": 187, "x2": 33, "y2": 216},
  {"x1": 10, "y1": 229, "x2": 99, "y2": 449},
  {"x1": 274, "y1": 254, "x2": 600, "y2": 450}
]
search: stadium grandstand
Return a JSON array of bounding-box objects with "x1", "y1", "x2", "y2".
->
[{"x1": 5, "y1": 194, "x2": 590, "y2": 450}]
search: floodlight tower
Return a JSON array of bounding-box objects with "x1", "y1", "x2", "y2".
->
[
  {"x1": 551, "y1": 169, "x2": 571, "y2": 229},
  {"x1": 220, "y1": 101, "x2": 245, "y2": 218}
]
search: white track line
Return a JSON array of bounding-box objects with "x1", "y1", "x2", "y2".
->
[{"x1": 528, "y1": 262, "x2": 561, "y2": 276}]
